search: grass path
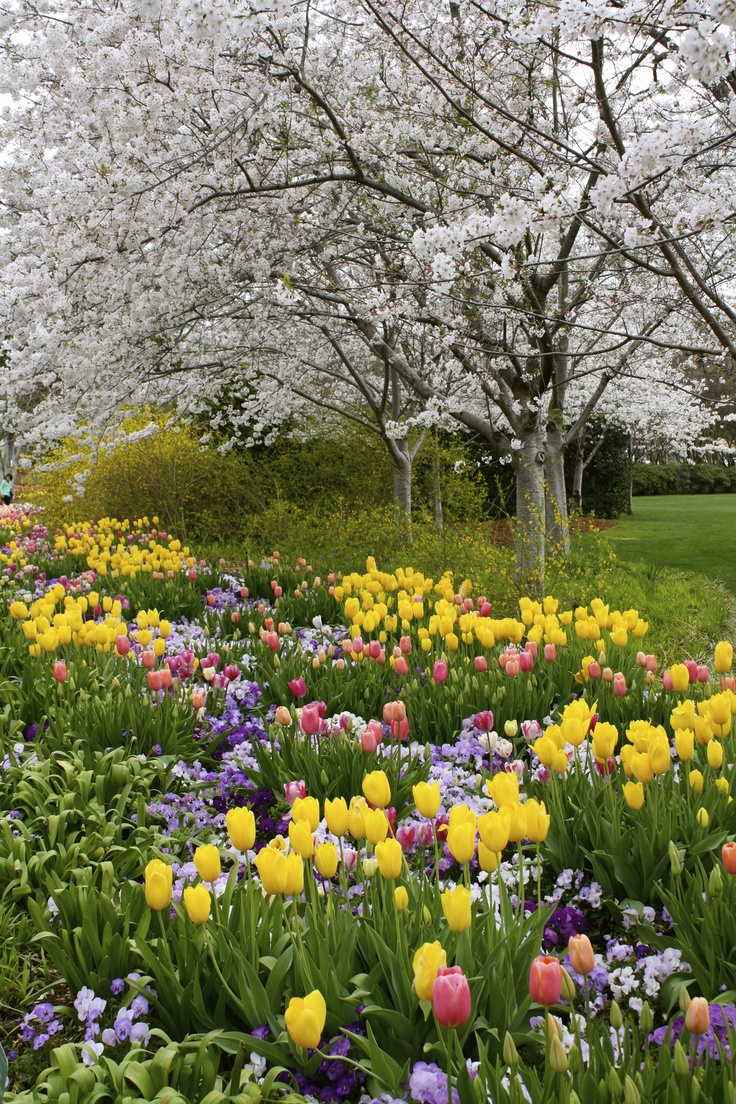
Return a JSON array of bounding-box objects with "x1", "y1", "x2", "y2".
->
[{"x1": 608, "y1": 495, "x2": 736, "y2": 593}]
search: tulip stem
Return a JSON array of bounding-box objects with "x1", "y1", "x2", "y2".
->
[
  {"x1": 441, "y1": 1025, "x2": 455, "y2": 1104},
  {"x1": 535, "y1": 843, "x2": 541, "y2": 906},
  {"x1": 517, "y1": 844, "x2": 524, "y2": 919}
]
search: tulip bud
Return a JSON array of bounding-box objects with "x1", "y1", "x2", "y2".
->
[
  {"x1": 549, "y1": 1034, "x2": 568, "y2": 1074},
  {"x1": 608, "y1": 1067, "x2": 623, "y2": 1099},
  {"x1": 679, "y1": 986, "x2": 691, "y2": 1014},
  {"x1": 624, "y1": 1075, "x2": 641, "y2": 1104},
  {"x1": 668, "y1": 840, "x2": 682, "y2": 876},
  {"x1": 610, "y1": 1000, "x2": 623, "y2": 1030},
  {"x1": 560, "y1": 966, "x2": 577, "y2": 1003},
  {"x1": 673, "y1": 1041, "x2": 690, "y2": 1078},
  {"x1": 709, "y1": 865, "x2": 724, "y2": 900},
  {"x1": 567, "y1": 1043, "x2": 582, "y2": 1073},
  {"x1": 503, "y1": 1031, "x2": 518, "y2": 1068},
  {"x1": 640, "y1": 1002, "x2": 653, "y2": 1035}
]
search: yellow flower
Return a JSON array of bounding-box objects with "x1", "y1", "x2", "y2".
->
[
  {"x1": 292, "y1": 797, "x2": 320, "y2": 832},
  {"x1": 623, "y1": 782, "x2": 645, "y2": 810},
  {"x1": 394, "y1": 886, "x2": 409, "y2": 911},
  {"x1": 183, "y1": 884, "x2": 211, "y2": 924},
  {"x1": 486, "y1": 772, "x2": 519, "y2": 809},
  {"x1": 226, "y1": 807, "x2": 256, "y2": 852},
  {"x1": 362, "y1": 770, "x2": 391, "y2": 809},
  {"x1": 289, "y1": 818, "x2": 314, "y2": 859},
  {"x1": 413, "y1": 781, "x2": 441, "y2": 818},
  {"x1": 524, "y1": 799, "x2": 550, "y2": 843},
  {"x1": 697, "y1": 808, "x2": 710, "y2": 828},
  {"x1": 9, "y1": 601, "x2": 28, "y2": 620},
  {"x1": 478, "y1": 809, "x2": 510, "y2": 853},
  {"x1": 447, "y1": 822, "x2": 476, "y2": 864},
  {"x1": 375, "y1": 838, "x2": 403, "y2": 879},
  {"x1": 413, "y1": 941, "x2": 447, "y2": 1001},
  {"x1": 324, "y1": 797, "x2": 350, "y2": 837},
  {"x1": 674, "y1": 730, "x2": 694, "y2": 762},
  {"x1": 533, "y1": 736, "x2": 559, "y2": 767},
  {"x1": 591, "y1": 722, "x2": 618, "y2": 763},
  {"x1": 315, "y1": 842, "x2": 338, "y2": 879},
  {"x1": 715, "y1": 641, "x2": 733, "y2": 674},
  {"x1": 649, "y1": 737, "x2": 671, "y2": 776},
  {"x1": 255, "y1": 847, "x2": 288, "y2": 894},
  {"x1": 284, "y1": 852, "x2": 305, "y2": 895},
  {"x1": 478, "y1": 842, "x2": 499, "y2": 872},
  {"x1": 670, "y1": 700, "x2": 696, "y2": 732},
  {"x1": 708, "y1": 740, "x2": 724, "y2": 770},
  {"x1": 631, "y1": 753, "x2": 653, "y2": 784},
  {"x1": 441, "y1": 884, "x2": 472, "y2": 932},
  {"x1": 690, "y1": 770, "x2": 705, "y2": 794},
  {"x1": 285, "y1": 990, "x2": 327, "y2": 1049},
  {"x1": 507, "y1": 804, "x2": 528, "y2": 843},
  {"x1": 193, "y1": 844, "x2": 221, "y2": 883},
  {"x1": 144, "y1": 859, "x2": 172, "y2": 911},
  {"x1": 348, "y1": 798, "x2": 366, "y2": 840},
  {"x1": 364, "y1": 808, "x2": 389, "y2": 845}
]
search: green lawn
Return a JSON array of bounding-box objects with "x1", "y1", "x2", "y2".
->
[{"x1": 607, "y1": 495, "x2": 736, "y2": 593}]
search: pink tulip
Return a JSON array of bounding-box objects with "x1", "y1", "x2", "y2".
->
[
  {"x1": 529, "y1": 956, "x2": 561, "y2": 1006},
  {"x1": 473, "y1": 710, "x2": 494, "y2": 732},
  {"x1": 697, "y1": 665, "x2": 709, "y2": 683},
  {"x1": 416, "y1": 821, "x2": 434, "y2": 847},
  {"x1": 352, "y1": 637, "x2": 364, "y2": 655},
  {"x1": 288, "y1": 677, "x2": 307, "y2": 698},
  {"x1": 115, "y1": 635, "x2": 130, "y2": 656},
  {"x1": 188, "y1": 568, "x2": 197, "y2": 581},
  {"x1": 191, "y1": 689, "x2": 206, "y2": 709},
  {"x1": 284, "y1": 780, "x2": 307, "y2": 806},
  {"x1": 602, "y1": 666, "x2": 614, "y2": 683},
  {"x1": 463, "y1": 598, "x2": 474, "y2": 612},
  {"x1": 662, "y1": 670, "x2": 673, "y2": 690},
  {"x1": 433, "y1": 660, "x2": 448, "y2": 684},
  {"x1": 223, "y1": 663, "x2": 240, "y2": 682},
  {"x1": 368, "y1": 640, "x2": 382, "y2": 659},
  {"x1": 266, "y1": 632, "x2": 279, "y2": 651},
  {"x1": 141, "y1": 651, "x2": 156, "y2": 670},
  {"x1": 479, "y1": 600, "x2": 492, "y2": 617},
  {"x1": 433, "y1": 966, "x2": 472, "y2": 1027},
  {"x1": 636, "y1": 651, "x2": 647, "y2": 667},
  {"x1": 147, "y1": 670, "x2": 164, "y2": 692},
  {"x1": 395, "y1": 656, "x2": 409, "y2": 676},
  {"x1": 588, "y1": 661, "x2": 601, "y2": 679},
  {"x1": 391, "y1": 717, "x2": 410, "y2": 741},
  {"x1": 613, "y1": 672, "x2": 627, "y2": 697},
  {"x1": 474, "y1": 655, "x2": 488, "y2": 672},
  {"x1": 212, "y1": 672, "x2": 228, "y2": 689},
  {"x1": 396, "y1": 824, "x2": 416, "y2": 851},
  {"x1": 361, "y1": 720, "x2": 383, "y2": 753},
  {"x1": 525, "y1": 641, "x2": 538, "y2": 659},
  {"x1": 204, "y1": 653, "x2": 220, "y2": 670},
  {"x1": 400, "y1": 636, "x2": 412, "y2": 655},
  {"x1": 684, "y1": 659, "x2": 698, "y2": 683},
  {"x1": 300, "y1": 703, "x2": 322, "y2": 736},
  {"x1": 239, "y1": 586, "x2": 249, "y2": 599},
  {"x1": 544, "y1": 644, "x2": 557, "y2": 663},
  {"x1": 505, "y1": 657, "x2": 519, "y2": 678},
  {"x1": 53, "y1": 660, "x2": 68, "y2": 683},
  {"x1": 376, "y1": 649, "x2": 386, "y2": 665},
  {"x1": 341, "y1": 639, "x2": 353, "y2": 654},
  {"x1": 519, "y1": 650, "x2": 534, "y2": 673}
]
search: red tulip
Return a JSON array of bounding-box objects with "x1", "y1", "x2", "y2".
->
[
  {"x1": 433, "y1": 966, "x2": 471, "y2": 1027},
  {"x1": 529, "y1": 956, "x2": 561, "y2": 1006},
  {"x1": 473, "y1": 711, "x2": 494, "y2": 732}
]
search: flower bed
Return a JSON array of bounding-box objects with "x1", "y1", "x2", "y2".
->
[{"x1": 0, "y1": 511, "x2": 735, "y2": 1103}]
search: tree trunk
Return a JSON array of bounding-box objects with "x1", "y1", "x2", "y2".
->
[
  {"x1": 570, "y1": 436, "x2": 585, "y2": 515},
  {"x1": 432, "y1": 444, "x2": 443, "y2": 531},
  {"x1": 628, "y1": 434, "x2": 634, "y2": 515},
  {"x1": 390, "y1": 437, "x2": 413, "y2": 539},
  {"x1": 544, "y1": 420, "x2": 570, "y2": 555},
  {"x1": 513, "y1": 426, "x2": 546, "y2": 591}
]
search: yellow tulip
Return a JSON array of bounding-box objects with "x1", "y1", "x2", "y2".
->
[
  {"x1": 447, "y1": 822, "x2": 476, "y2": 864},
  {"x1": 324, "y1": 797, "x2": 350, "y2": 837},
  {"x1": 289, "y1": 818, "x2": 314, "y2": 859},
  {"x1": 362, "y1": 770, "x2": 391, "y2": 809},
  {"x1": 478, "y1": 809, "x2": 510, "y2": 853},
  {"x1": 315, "y1": 842, "x2": 338, "y2": 879},
  {"x1": 285, "y1": 990, "x2": 327, "y2": 1049},
  {"x1": 486, "y1": 772, "x2": 519, "y2": 809},
  {"x1": 478, "y1": 842, "x2": 499, "y2": 872},
  {"x1": 697, "y1": 808, "x2": 710, "y2": 828},
  {"x1": 631, "y1": 753, "x2": 654, "y2": 784},
  {"x1": 670, "y1": 700, "x2": 696, "y2": 732},
  {"x1": 375, "y1": 838, "x2": 403, "y2": 879},
  {"x1": 591, "y1": 722, "x2": 618, "y2": 763},
  {"x1": 715, "y1": 641, "x2": 733, "y2": 674},
  {"x1": 255, "y1": 846, "x2": 288, "y2": 894},
  {"x1": 144, "y1": 859, "x2": 172, "y2": 911},
  {"x1": 193, "y1": 844, "x2": 221, "y2": 883},
  {"x1": 394, "y1": 886, "x2": 409, "y2": 911},
  {"x1": 524, "y1": 799, "x2": 550, "y2": 843},
  {"x1": 292, "y1": 796, "x2": 320, "y2": 832},
  {"x1": 413, "y1": 941, "x2": 447, "y2": 1001},
  {"x1": 507, "y1": 804, "x2": 528, "y2": 843},
  {"x1": 674, "y1": 730, "x2": 694, "y2": 761},
  {"x1": 284, "y1": 852, "x2": 305, "y2": 895},
  {"x1": 226, "y1": 807, "x2": 256, "y2": 852},
  {"x1": 690, "y1": 770, "x2": 705, "y2": 794},
  {"x1": 708, "y1": 740, "x2": 724, "y2": 770},
  {"x1": 413, "y1": 781, "x2": 441, "y2": 818},
  {"x1": 348, "y1": 798, "x2": 366, "y2": 840},
  {"x1": 649, "y1": 737, "x2": 671, "y2": 776},
  {"x1": 441, "y1": 884, "x2": 472, "y2": 932},
  {"x1": 183, "y1": 884, "x2": 211, "y2": 924},
  {"x1": 623, "y1": 781, "x2": 645, "y2": 810},
  {"x1": 364, "y1": 808, "x2": 389, "y2": 845}
]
